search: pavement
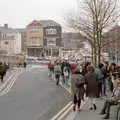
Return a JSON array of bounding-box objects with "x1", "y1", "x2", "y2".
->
[
  {"x1": 54, "y1": 75, "x2": 118, "y2": 120},
  {"x1": 64, "y1": 96, "x2": 118, "y2": 120}
]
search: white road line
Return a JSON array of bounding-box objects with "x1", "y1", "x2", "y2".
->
[{"x1": 0, "y1": 65, "x2": 40, "y2": 96}]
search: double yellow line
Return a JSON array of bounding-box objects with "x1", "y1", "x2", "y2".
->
[{"x1": 51, "y1": 101, "x2": 73, "y2": 120}]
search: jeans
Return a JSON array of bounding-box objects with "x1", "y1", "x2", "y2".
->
[
  {"x1": 101, "y1": 99, "x2": 117, "y2": 117},
  {"x1": 73, "y1": 94, "x2": 81, "y2": 108}
]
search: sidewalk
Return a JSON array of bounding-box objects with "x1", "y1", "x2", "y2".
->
[{"x1": 65, "y1": 98, "x2": 117, "y2": 120}]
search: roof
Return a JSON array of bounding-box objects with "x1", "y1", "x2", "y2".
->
[
  {"x1": 27, "y1": 20, "x2": 61, "y2": 28},
  {"x1": 0, "y1": 27, "x2": 18, "y2": 33},
  {"x1": 39, "y1": 20, "x2": 61, "y2": 27},
  {"x1": 15, "y1": 29, "x2": 26, "y2": 33},
  {"x1": 27, "y1": 20, "x2": 42, "y2": 28}
]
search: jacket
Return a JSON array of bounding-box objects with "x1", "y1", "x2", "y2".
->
[{"x1": 71, "y1": 72, "x2": 85, "y2": 99}]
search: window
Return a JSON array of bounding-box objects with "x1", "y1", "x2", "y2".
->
[
  {"x1": 29, "y1": 29, "x2": 42, "y2": 33},
  {"x1": 47, "y1": 38, "x2": 56, "y2": 46},
  {"x1": 46, "y1": 29, "x2": 57, "y2": 35}
]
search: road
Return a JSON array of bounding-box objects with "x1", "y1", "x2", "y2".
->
[{"x1": 0, "y1": 66, "x2": 71, "y2": 120}]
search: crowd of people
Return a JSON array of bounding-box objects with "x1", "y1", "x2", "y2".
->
[
  {"x1": 48, "y1": 60, "x2": 120, "y2": 119},
  {"x1": 48, "y1": 60, "x2": 72, "y2": 86}
]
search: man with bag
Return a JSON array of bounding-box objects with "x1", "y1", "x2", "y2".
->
[{"x1": 54, "y1": 62, "x2": 61, "y2": 85}]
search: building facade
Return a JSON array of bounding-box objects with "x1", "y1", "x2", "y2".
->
[
  {"x1": 26, "y1": 20, "x2": 44, "y2": 57},
  {"x1": 0, "y1": 24, "x2": 21, "y2": 54},
  {"x1": 16, "y1": 29, "x2": 27, "y2": 53},
  {"x1": 26, "y1": 20, "x2": 62, "y2": 57},
  {"x1": 103, "y1": 26, "x2": 120, "y2": 63}
]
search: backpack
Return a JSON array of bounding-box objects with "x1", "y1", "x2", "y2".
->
[
  {"x1": 64, "y1": 70, "x2": 69, "y2": 76},
  {"x1": 0, "y1": 64, "x2": 4, "y2": 73},
  {"x1": 54, "y1": 65, "x2": 61, "y2": 74},
  {"x1": 75, "y1": 75, "x2": 85, "y2": 88},
  {"x1": 95, "y1": 68, "x2": 104, "y2": 81}
]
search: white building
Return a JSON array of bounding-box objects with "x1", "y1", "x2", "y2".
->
[{"x1": 0, "y1": 24, "x2": 22, "y2": 54}]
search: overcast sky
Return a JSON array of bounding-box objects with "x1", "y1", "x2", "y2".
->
[{"x1": 0, "y1": 0, "x2": 77, "y2": 28}]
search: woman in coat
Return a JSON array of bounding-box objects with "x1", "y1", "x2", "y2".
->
[
  {"x1": 85, "y1": 65, "x2": 98, "y2": 110},
  {"x1": 71, "y1": 68, "x2": 85, "y2": 111}
]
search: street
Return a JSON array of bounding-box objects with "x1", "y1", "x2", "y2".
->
[{"x1": 0, "y1": 66, "x2": 71, "y2": 120}]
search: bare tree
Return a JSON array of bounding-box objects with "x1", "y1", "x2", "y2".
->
[{"x1": 65, "y1": 0, "x2": 120, "y2": 66}]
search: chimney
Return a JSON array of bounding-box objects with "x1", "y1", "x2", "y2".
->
[{"x1": 4, "y1": 24, "x2": 8, "y2": 29}]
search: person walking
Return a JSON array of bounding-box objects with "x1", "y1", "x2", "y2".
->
[
  {"x1": 48, "y1": 61, "x2": 54, "y2": 79},
  {"x1": 63, "y1": 65, "x2": 70, "y2": 86},
  {"x1": 23, "y1": 61, "x2": 27, "y2": 68},
  {"x1": 109, "y1": 63, "x2": 118, "y2": 92},
  {"x1": 71, "y1": 68, "x2": 85, "y2": 111},
  {"x1": 61, "y1": 61, "x2": 66, "y2": 84},
  {"x1": 95, "y1": 63, "x2": 105, "y2": 97},
  {"x1": 54, "y1": 62, "x2": 61, "y2": 85},
  {"x1": 0, "y1": 62, "x2": 5, "y2": 83},
  {"x1": 85, "y1": 65, "x2": 98, "y2": 110},
  {"x1": 82, "y1": 62, "x2": 91, "y2": 76}
]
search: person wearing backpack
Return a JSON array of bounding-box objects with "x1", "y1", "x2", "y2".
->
[
  {"x1": 63, "y1": 65, "x2": 70, "y2": 86},
  {"x1": 54, "y1": 62, "x2": 61, "y2": 85},
  {"x1": 71, "y1": 67, "x2": 85, "y2": 111},
  {"x1": 95, "y1": 63, "x2": 105, "y2": 97}
]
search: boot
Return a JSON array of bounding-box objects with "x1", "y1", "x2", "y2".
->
[
  {"x1": 78, "y1": 103, "x2": 81, "y2": 111},
  {"x1": 93, "y1": 104, "x2": 97, "y2": 110},
  {"x1": 73, "y1": 104, "x2": 76, "y2": 111},
  {"x1": 99, "y1": 110, "x2": 106, "y2": 115},
  {"x1": 103, "y1": 114, "x2": 109, "y2": 119},
  {"x1": 89, "y1": 107, "x2": 93, "y2": 110}
]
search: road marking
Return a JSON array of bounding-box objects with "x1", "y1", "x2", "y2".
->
[
  {"x1": 51, "y1": 98, "x2": 88, "y2": 120},
  {"x1": 0, "y1": 70, "x2": 25, "y2": 96},
  {"x1": 0, "y1": 65, "x2": 42, "y2": 96},
  {"x1": 0, "y1": 74, "x2": 18, "y2": 96},
  {"x1": 51, "y1": 101, "x2": 73, "y2": 120}
]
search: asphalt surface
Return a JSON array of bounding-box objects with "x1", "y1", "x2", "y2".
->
[{"x1": 0, "y1": 66, "x2": 71, "y2": 120}]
